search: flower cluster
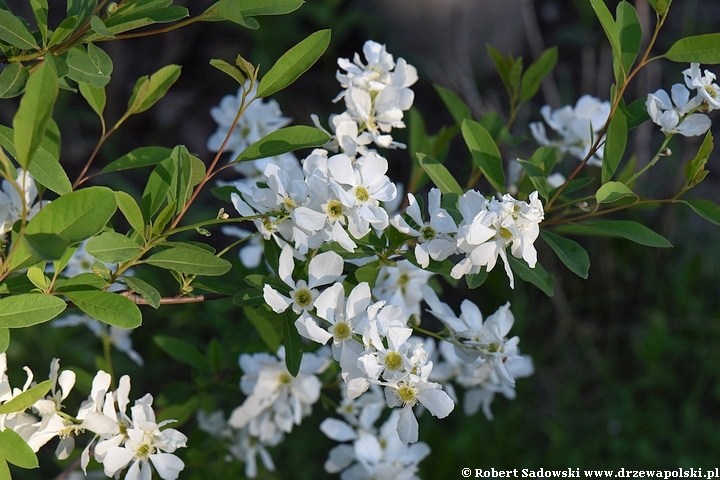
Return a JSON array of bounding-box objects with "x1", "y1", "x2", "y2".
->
[
  {"x1": 530, "y1": 95, "x2": 611, "y2": 166},
  {"x1": 392, "y1": 188, "x2": 545, "y2": 288},
  {"x1": 646, "y1": 63, "x2": 719, "y2": 136},
  {"x1": 0, "y1": 355, "x2": 186, "y2": 480}
]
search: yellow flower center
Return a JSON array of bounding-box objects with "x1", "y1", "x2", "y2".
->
[
  {"x1": 384, "y1": 351, "x2": 403, "y2": 371},
  {"x1": 499, "y1": 226, "x2": 514, "y2": 240},
  {"x1": 333, "y1": 322, "x2": 351, "y2": 340},
  {"x1": 294, "y1": 288, "x2": 313, "y2": 308},
  {"x1": 420, "y1": 225, "x2": 436, "y2": 241},
  {"x1": 396, "y1": 384, "x2": 418, "y2": 405},
  {"x1": 326, "y1": 200, "x2": 344, "y2": 220},
  {"x1": 136, "y1": 443, "x2": 153, "y2": 459},
  {"x1": 354, "y1": 186, "x2": 371, "y2": 203},
  {"x1": 278, "y1": 372, "x2": 292, "y2": 385}
]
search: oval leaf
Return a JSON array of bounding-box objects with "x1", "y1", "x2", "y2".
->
[
  {"x1": 122, "y1": 276, "x2": 161, "y2": 309},
  {"x1": 595, "y1": 181, "x2": 637, "y2": 204},
  {"x1": 145, "y1": 247, "x2": 232, "y2": 276},
  {"x1": 0, "y1": 379, "x2": 52, "y2": 415},
  {"x1": 257, "y1": 29, "x2": 331, "y2": 98},
  {"x1": 554, "y1": 220, "x2": 672, "y2": 248},
  {"x1": 126, "y1": 64, "x2": 182, "y2": 115},
  {"x1": 507, "y1": 256, "x2": 555, "y2": 297},
  {"x1": 602, "y1": 108, "x2": 627, "y2": 183},
  {"x1": 540, "y1": 230, "x2": 590, "y2": 279},
  {"x1": 101, "y1": 146, "x2": 173, "y2": 174},
  {"x1": 0, "y1": 294, "x2": 66, "y2": 328},
  {"x1": 461, "y1": 119, "x2": 505, "y2": 193},
  {"x1": 0, "y1": 62, "x2": 29, "y2": 99},
  {"x1": 0, "y1": 428, "x2": 38, "y2": 469},
  {"x1": 64, "y1": 289, "x2": 142, "y2": 328},
  {"x1": 0, "y1": 9, "x2": 39, "y2": 50},
  {"x1": 417, "y1": 153, "x2": 463, "y2": 195},
  {"x1": 12, "y1": 60, "x2": 58, "y2": 169},
  {"x1": 85, "y1": 232, "x2": 143, "y2": 263},
  {"x1": 0, "y1": 328, "x2": 9, "y2": 353},
  {"x1": 234, "y1": 125, "x2": 330, "y2": 162},
  {"x1": 665, "y1": 34, "x2": 720, "y2": 64},
  {"x1": 680, "y1": 199, "x2": 720, "y2": 226}
]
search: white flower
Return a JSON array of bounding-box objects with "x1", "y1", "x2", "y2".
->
[
  {"x1": 530, "y1": 95, "x2": 611, "y2": 166},
  {"x1": 227, "y1": 347, "x2": 330, "y2": 434},
  {"x1": 100, "y1": 394, "x2": 187, "y2": 480},
  {"x1": 683, "y1": 63, "x2": 720, "y2": 111},
  {"x1": 384, "y1": 377, "x2": 454, "y2": 444},
  {"x1": 262, "y1": 244, "x2": 344, "y2": 325},
  {"x1": 451, "y1": 190, "x2": 544, "y2": 288},
  {"x1": 0, "y1": 169, "x2": 44, "y2": 236},
  {"x1": 373, "y1": 260, "x2": 434, "y2": 317},
  {"x1": 391, "y1": 188, "x2": 458, "y2": 268},
  {"x1": 646, "y1": 84, "x2": 710, "y2": 136}
]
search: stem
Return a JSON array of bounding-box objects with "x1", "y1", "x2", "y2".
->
[
  {"x1": 101, "y1": 333, "x2": 115, "y2": 387},
  {"x1": 624, "y1": 134, "x2": 673, "y2": 185},
  {"x1": 117, "y1": 291, "x2": 229, "y2": 305},
  {"x1": 545, "y1": 14, "x2": 667, "y2": 211},
  {"x1": 106, "y1": 14, "x2": 209, "y2": 41},
  {"x1": 73, "y1": 124, "x2": 119, "y2": 188}
]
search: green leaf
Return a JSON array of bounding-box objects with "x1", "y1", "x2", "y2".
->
[
  {"x1": 115, "y1": 191, "x2": 146, "y2": 237},
  {"x1": 648, "y1": 0, "x2": 672, "y2": 16},
  {"x1": 233, "y1": 288, "x2": 265, "y2": 307},
  {"x1": 12, "y1": 60, "x2": 58, "y2": 169},
  {"x1": 595, "y1": 181, "x2": 637, "y2": 204},
  {"x1": 665, "y1": 34, "x2": 720, "y2": 64},
  {"x1": 0, "y1": 9, "x2": 39, "y2": 50},
  {"x1": 554, "y1": 220, "x2": 672, "y2": 247},
  {"x1": 85, "y1": 232, "x2": 142, "y2": 263},
  {"x1": 602, "y1": 108, "x2": 627, "y2": 183},
  {"x1": 154, "y1": 336, "x2": 208, "y2": 371},
  {"x1": 0, "y1": 294, "x2": 66, "y2": 328},
  {"x1": 141, "y1": 157, "x2": 175, "y2": 220},
  {"x1": 354, "y1": 260, "x2": 382, "y2": 288},
  {"x1": 257, "y1": 29, "x2": 331, "y2": 98},
  {"x1": 122, "y1": 276, "x2": 161, "y2": 309},
  {"x1": 54, "y1": 273, "x2": 108, "y2": 292},
  {"x1": 461, "y1": 119, "x2": 505, "y2": 193},
  {"x1": 0, "y1": 428, "x2": 38, "y2": 468},
  {"x1": 234, "y1": 125, "x2": 331, "y2": 162},
  {"x1": 623, "y1": 96, "x2": 650, "y2": 130},
  {"x1": 90, "y1": 14, "x2": 115, "y2": 38},
  {"x1": 79, "y1": 82, "x2": 106, "y2": 118},
  {"x1": 680, "y1": 199, "x2": 720, "y2": 226},
  {"x1": 0, "y1": 62, "x2": 29, "y2": 98},
  {"x1": 0, "y1": 379, "x2": 52, "y2": 414},
  {"x1": 167, "y1": 145, "x2": 193, "y2": 215},
  {"x1": 589, "y1": 0, "x2": 621, "y2": 67},
  {"x1": 417, "y1": 153, "x2": 462, "y2": 195},
  {"x1": 244, "y1": 306, "x2": 281, "y2": 351},
  {"x1": 64, "y1": 289, "x2": 142, "y2": 328},
  {"x1": 282, "y1": 311, "x2": 302, "y2": 376},
  {"x1": 95, "y1": 6, "x2": 188, "y2": 39},
  {"x1": 520, "y1": 47, "x2": 558, "y2": 104},
  {"x1": 48, "y1": 16, "x2": 77, "y2": 47},
  {"x1": 67, "y1": 0, "x2": 96, "y2": 25},
  {"x1": 8, "y1": 187, "x2": 117, "y2": 270},
  {"x1": 540, "y1": 230, "x2": 590, "y2": 279},
  {"x1": 517, "y1": 159, "x2": 550, "y2": 201},
  {"x1": 29, "y1": 0, "x2": 48, "y2": 45},
  {"x1": 487, "y1": 45, "x2": 521, "y2": 96},
  {"x1": 102, "y1": 146, "x2": 173, "y2": 174},
  {"x1": 0, "y1": 328, "x2": 7, "y2": 355},
  {"x1": 66, "y1": 44, "x2": 113, "y2": 88},
  {"x1": 616, "y1": 1, "x2": 642, "y2": 77},
  {"x1": 0, "y1": 457, "x2": 8, "y2": 480},
  {"x1": 27, "y1": 146, "x2": 72, "y2": 195},
  {"x1": 209, "y1": 58, "x2": 245, "y2": 84},
  {"x1": 23, "y1": 233, "x2": 69, "y2": 260},
  {"x1": 145, "y1": 247, "x2": 232, "y2": 276},
  {"x1": 126, "y1": 65, "x2": 182, "y2": 115},
  {"x1": 220, "y1": 0, "x2": 303, "y2": 16},
  {"x1": 684, "y1": 131, "x2": 712, "y2": 187},
  {"x1": 433, "y1": 84, "x2": 471, "y2": 124},
  {"x1": 507, "y1": 256, "x2": 555, "y2": 296},
  {"x1": 466, "y1": 269, "x2": 488, "y2": 289},
  {"x1": 156, "y1": 396, "x2": 200, "y2": 429}
]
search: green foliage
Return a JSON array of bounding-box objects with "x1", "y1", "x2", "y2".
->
[
  {"x1": 540, "y1": 230, "x2": 590, "y2": 279},
  {"x1": 144, "y1": 246, "x2": 232, "y2": 276},
  {"x1": 0, "y1": 294, "x2": 66, "y2": 328},
  {"x1": 665, "y1": 33, "x2": 720, "y2": 64},
  {"x1": 555, "y1": 220, "x2": 673, "y2": 248},
  {"x1": 257, "y1": 29, "x2": 331, "y2": 97},
  {"x1": 417, "y1": 153, "x2": 463, "y2": 195},
  {"x1": 461, "y1": 119, "x2": 505, "y2": 193},
  {"x1": 0, "y1": 63, "x2": 28, "y2": 98},
  {"x1": 63, "y1": 289, "x2": 142, "y2": 328},
  {"x1": 234, "y1": 125, "x2": 331, "y2": 162}
]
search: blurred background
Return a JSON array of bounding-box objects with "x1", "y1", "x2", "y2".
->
[{"x1": 3, "y1": 0, "x2": 720, "y2": 477}]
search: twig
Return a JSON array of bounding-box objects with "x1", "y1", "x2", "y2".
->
[{"x1": 117, "y1": 291, "x2": 230, "y2": 305}]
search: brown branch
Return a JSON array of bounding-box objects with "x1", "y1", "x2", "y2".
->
[{"x1": 116, "y1": 291, "x2": 230, "y2": 305}]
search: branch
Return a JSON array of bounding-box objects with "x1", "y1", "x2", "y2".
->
[{"x1": 117, "y1": 291, "x2": 230, "y2": 305}]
